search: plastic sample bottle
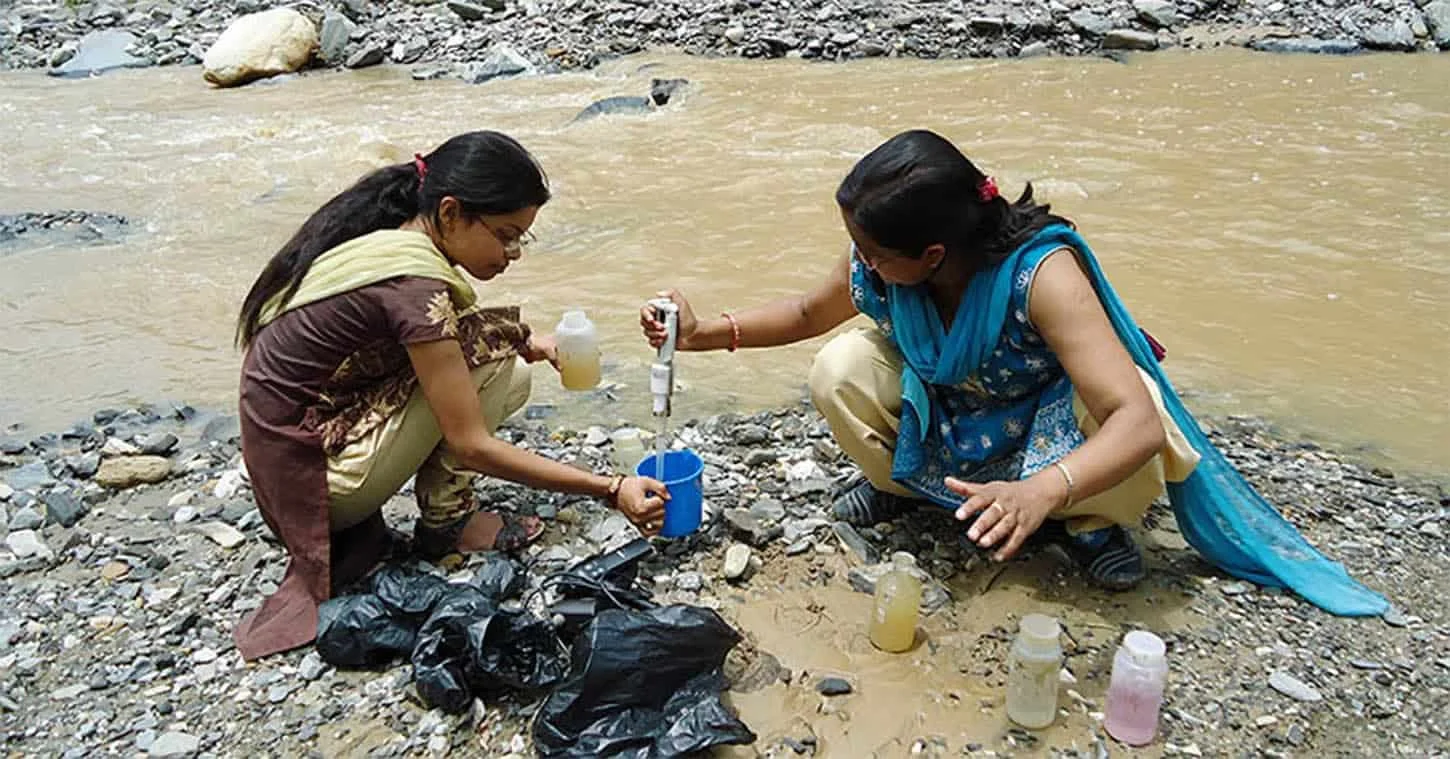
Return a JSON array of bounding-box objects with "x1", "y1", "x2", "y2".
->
[
  {"x1": 1006, "y1": 613, "x2": 1063, "y2": 729},
  {"x1": 868, "y1": 552, "x2": 923, "y2": 653},
  {"x1": 554, "y1": 310, "x2": 601, "y2": 391},
  {"x1": 1104, "y1": 630, "x2": 1169, "y2": 746}
]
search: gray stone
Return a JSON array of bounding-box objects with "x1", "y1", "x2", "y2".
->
[
  {"x1": 832, "y1": 522, "x2": 879, "y2": 565},
  {"x1": 8, "y1": 507, "x2": 43, "y2": 531},
  {"x1": 194, "y1": 521, "x2": 246, "y2": 549},
  {"x1": 744, "y1": 450, "x2": 777, "y2": 468},
  {"x1": 0, "y1": 482, "x2": 12, "y2": 501},
  {"x1": 299, "y1": 651, "x2": 328, "y2": 681},
  {"x1": 1019, "y1": 42, "x2": 1052, "y2": 58},
  {"x1": 411, "y1": 64, "x2": 457, "y2": 80},
  {"x1": 750, "y1": 499, "x2": 786, "y2": 523},
  {"x1": 732, "y1": 425, "x2": 770, "y2": 446},
  {"x1": 41, "y1": 492, "x2": 87, "y2": 527},
  {"x1": 173, "y1": 506, "x2": 198, "y2": 524},
  {"x1": 1427, "y1": 2, "x2": 1450, "y2": 48},
  {"x1": 392, "y1": 35, "x2": 429, "y2": 63},
  {"x1": 676, "y1": 571, "x2": 704, "y2": 592},
  {"x1": 6, "y1": 530, "x2": 53, "y2": 561},
  {"x1": 1068, "y1": 11, "x2": 1112, "y2": 36},
  {"x1": 971, "y1": 17, "x2": 1006, "y2": 34},
  {"x1": 816, "y1": 676, "x2": 852, "y2": 696},
  {"x1": 1268, "y1": 672, "x2": 1323, "y2": 703},
  {"x1": 724, "y1": 25, "x2": 746, "y2": 44},
  {"x1": 1382, "y1": 606, "x2": 1410, "y2": 627},
  {"x1": 1361, "y1": 20, "x2": 1417, "y2": 50},
  {"x1": 459, "y1": 45, "x2": 533, "y2": 84},
  {"x1": 583, "y1": 427, "x2": 610, "y2": 447},
  {"x1": 1249, "y1": 37, "x2": 1362, "y2": 55},
  {"x1": 345, "y1": 44, "x2": 386, "y2": 69},
  {"x1": 1221, "y1": 581, "x2": 1254, "y2": 596},
  {"x1": 49, "y1": 30, "x2": 149, "y2": 78},
  {"x1": 723, "y1": 544, "x2": 752, "y2": 581},
  {"x1": 724, "y1": 509, "x2": 782, "y2": 547},
  {"x1": 139, "y1": 432, "x2": 178, "y2": 456},
  {"x1": 4, "y1": 462, "x2": 56, "y2": 492},
  {"x1": 148, "y1": 731, "x2": 201, "y2": 758},
  {"x1": 573, "y1": 96, "x2": 652, "y2": 122},
  {"x1": 318, "y1": 12, "x2": 353, "y2": 64},
  {"x1": 829, "y1": 32, "x2": 860, "y2": 47},
  {"x1": 67, "y1": 452, "x2": 101, "y2": 478},
  {"x1": 448, "y1": 1, "x2": 494, "y2": 21},
  {"x1": 1133, "y1": 0, "x2": 1180, "y2": 28},
  {"x1": 1104, "y1": 29, "x2": 1160, "y2": 50}
]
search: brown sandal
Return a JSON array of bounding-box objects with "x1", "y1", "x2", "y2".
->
[{"x1": 414, "y1": 511, "x2": 545, "y2": 560}]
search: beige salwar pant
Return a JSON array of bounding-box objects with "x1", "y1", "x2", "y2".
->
[
  {"x1": 808, "y1": 328, "x2": 1199, "y2": 533},
  {"x1": 326, "y1": 357, "x2": 533, "y2": 531}
]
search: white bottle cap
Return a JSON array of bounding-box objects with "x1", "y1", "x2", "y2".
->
[
  {"x1": 1122, "y1": 630, "x2": 1166, "y2": 666},
  {"x1": 560, "y1": 309, "x2": 588, "y2": 329},
  {"x1": 1018, "y1": 614, "x2": 1061, "y2": 655}
]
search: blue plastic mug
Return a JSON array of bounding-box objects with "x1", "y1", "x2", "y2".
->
[{"x1": 634, "y1": 449, "x2": 704, "y2": 538}]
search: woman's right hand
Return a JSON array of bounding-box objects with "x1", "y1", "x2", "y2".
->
[
  {"x1": 614, "y1": 475, "x2": 670, "y2": 536},
  {"x1": 639, "y1": 289, "x2": 698, "y2": 351}
]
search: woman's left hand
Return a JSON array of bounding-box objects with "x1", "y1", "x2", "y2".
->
[
  {"x1": 522, "y1": 333, "x2": 559, "y2": 370},
  {"x1": 946, "y1": 476, "x2": 1065, "y2": 562}
]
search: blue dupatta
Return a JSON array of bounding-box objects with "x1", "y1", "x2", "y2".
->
[{"x1": 868, "y1": 224, "x2": 1388, "y2": 617}]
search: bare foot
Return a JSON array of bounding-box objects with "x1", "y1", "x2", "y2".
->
[{"x1": 456, "y1": 511, "x2": 542, "y2": 553}]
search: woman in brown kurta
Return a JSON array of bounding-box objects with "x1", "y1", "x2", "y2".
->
[{"x1": 232, "y1": 131, "x2": 670, "y2": 661}]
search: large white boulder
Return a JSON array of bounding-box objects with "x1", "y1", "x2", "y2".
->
[{"x1": 203, "y1": 8, "x2": 318, "y2": 88}]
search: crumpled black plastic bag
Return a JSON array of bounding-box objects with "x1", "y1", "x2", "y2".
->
[
  {"x1": 469, "y1": 552, "x2": 525, "y2": 601},
  {"x1": 315, "y1": 566, "x2": 449, "y2": 668},
  {"x1": 410, "y1": 586, "x2": 569, "y2": 714},
  {"x1": 411, "y1": 586, "x2": 498, "y2": 714},
  {"x1": 532, "y1": 605, "x2": 757, "y2": 758}
]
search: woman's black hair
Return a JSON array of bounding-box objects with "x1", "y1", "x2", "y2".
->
[
  {"x1": 236, "y1": 130, "x2": 549, "y2": 347},
  {"x1": 835, "y1": 129, "x2": 1069, "y2": 269}
]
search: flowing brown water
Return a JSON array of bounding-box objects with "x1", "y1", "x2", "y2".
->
[{"x1": 0, "y1": 49, "x2": 1446, "y2": 475}]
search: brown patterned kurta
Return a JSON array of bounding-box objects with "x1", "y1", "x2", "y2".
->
[{"x1": 235, "y1": 276, "x2": 529, "y2": 661}]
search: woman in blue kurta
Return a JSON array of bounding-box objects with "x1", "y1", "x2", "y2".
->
[{"x1": 642, "y1": 130, "x2": 1388, "y2": 614}]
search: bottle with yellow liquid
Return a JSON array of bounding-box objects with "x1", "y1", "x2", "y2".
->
[
  {"x1": 869, "y1": 552, "x2": 923, "y2": 653},
  {"x1": 555, "y1": 310, "x2": 601, "y2": 391}
]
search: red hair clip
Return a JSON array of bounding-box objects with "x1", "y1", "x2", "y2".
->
[
  {"x1": 978, "y1": 176, "x2": 999, "y2": 202},
  {"x1": 413, "y1": 153, "x2": 428, "y2": 188}
]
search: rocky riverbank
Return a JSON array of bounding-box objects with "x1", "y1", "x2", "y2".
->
[
  {"x1": 2, "y1": 0, "x2": 1449, "y2": 79},
  {"x1": 0, "y1": 399, "x2": 1446, "y2": 757}
]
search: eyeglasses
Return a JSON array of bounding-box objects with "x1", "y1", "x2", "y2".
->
[{"x1": 483, "y1": 221, "x2": 536, "y2": 255}]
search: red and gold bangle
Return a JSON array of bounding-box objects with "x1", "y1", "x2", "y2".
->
[{"x1": 722, "y1": 312, "x2": 741, "y2": 352}]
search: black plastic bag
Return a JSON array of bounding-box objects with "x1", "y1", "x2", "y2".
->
[
  {"x1": 533, "y1": 605, "x2": 757, "y2": 758},
  {"x1": 469, "y1": 552, "x2": 525, "y2": 601},
  {"x1": 316, "y1": 594, "x2": 415, "y2": 668},
  {"x1": 467, "y1": 607, "x2": 570, "y2": 695},
  {"x1": 315, "y1": 566, "x2": 448, "y2": 668},
  {"x1": 370, "y1": 565, "x2": 450, "y2": 619},
  {"x1": 411, "y1": 587, "x2": 498, "y2": 714},
  {"x1": 410, "y1": 587, "x2": 570, "y2": 713}
]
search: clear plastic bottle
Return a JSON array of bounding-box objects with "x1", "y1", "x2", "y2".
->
[
  {"x1": 554, "y1": 309, "x2": 601, "y2": 391},
  {"x1": 1006, "y1": 614, "x2": 1062, "y2": 729},
  {"x1": 868, "y1": 552, "x2": 923, "y2": 653},
  {"x1": 1104, "y1": 630, "x2": 1169, "y2": 746}
]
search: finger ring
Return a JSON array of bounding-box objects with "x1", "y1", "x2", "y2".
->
[{"x1": 989, "y1": 502, "x2": 1004, "y2": 514}]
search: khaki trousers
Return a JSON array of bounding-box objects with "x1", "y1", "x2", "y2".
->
[
  {"x1": 326, "y1": 357, "x2": 532, "y2": 531},
  {"x1": 808, "y1": 329, "x2": 1198, "y2": 533}
]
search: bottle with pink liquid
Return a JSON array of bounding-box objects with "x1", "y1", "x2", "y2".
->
[{"x1": 1104, "y1": 630, "x2": 1169, "y2": 746}]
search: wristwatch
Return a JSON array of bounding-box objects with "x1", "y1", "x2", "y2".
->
[{"x1": 606, "y1": 474, "x2": 625, "y2": 503}]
